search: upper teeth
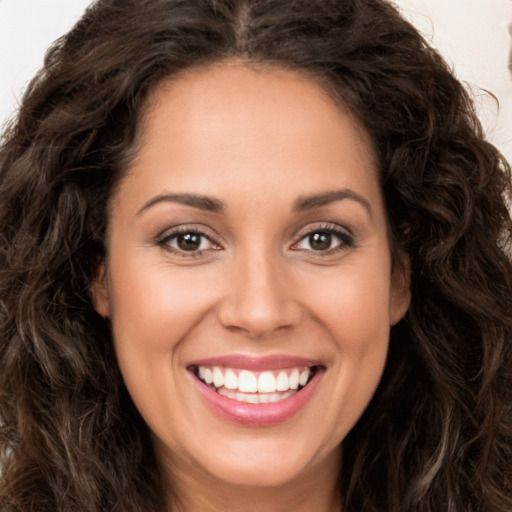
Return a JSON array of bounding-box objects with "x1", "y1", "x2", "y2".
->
[{"x1": 197, "y1": 366, "x2": 312, "y2": 393}]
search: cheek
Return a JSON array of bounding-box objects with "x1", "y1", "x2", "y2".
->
[
  {"x1": 300, "y1": 259, "x2": 393, "y2": 350},
  {"x1": 105, "y1": 258, "x2": 221, "y2": 420},
  {"x1": 108, "y1": 257, "x2": 221, "y2": 353},
  {"x1": 291, "y1": 258, "x2": 392, "y2": 443}
]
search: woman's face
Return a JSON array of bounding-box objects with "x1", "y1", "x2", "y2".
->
[{"x1": 92, "y1": 63, "x2": 410, "y2": 492}]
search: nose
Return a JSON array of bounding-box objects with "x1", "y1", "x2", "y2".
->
[{"x1": 217, "y1": 250, "x2": 303, "y2": 338}]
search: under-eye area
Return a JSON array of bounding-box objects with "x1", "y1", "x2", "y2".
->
[{"x1": 189, "y1": 365, "x2": 322, "y2": 404}]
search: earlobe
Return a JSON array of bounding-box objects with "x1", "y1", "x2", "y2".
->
[
  {"x1": 389, "y1": 251, "x2": 411, "y2": 326},
  {"x1": 90, "y1": 263, "x2": 111, "y2": 318}
]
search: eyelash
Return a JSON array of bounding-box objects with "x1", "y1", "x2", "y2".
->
[
  {"x1": 292, "y1": 224, "x2": 355, "y2": 255},
  {"x1": 155, "y1": 223, "x2": 355, "y2": 257},
  {"x1": 156, "y1": 227, "x2": 220, "y2": 258}
]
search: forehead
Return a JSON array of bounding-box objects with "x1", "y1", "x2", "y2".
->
[
  {"x1": 137, "y1": 62, "x2": 376, "y2": 163},
  {"x1": 117, "y1": 62, "x2": 382, "y2": 217}
]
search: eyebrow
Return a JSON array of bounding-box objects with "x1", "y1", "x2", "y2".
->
[
  {"x1": 136, "y1": 193, "x2": 224, "y2": 216},
  {"x1": 293, "y1": 189, "x2": 373, "y2": 217},
  {"x1": 136, "y1": 188, "x2": 372, "y2": 217}
]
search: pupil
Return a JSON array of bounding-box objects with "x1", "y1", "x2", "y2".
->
[
  {"x1": 310, "y1": 232, "x2": 331, "y2": 251},
  {"x1": 177, "y1": 233, "x2": 201, "y2": 251}
]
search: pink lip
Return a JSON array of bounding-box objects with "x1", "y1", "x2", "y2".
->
[
  {"x1": 189, "y1": 363, "x2": 324, "y2": 427},
  {"x1": 189, "y1": 354, "x2": 319, "y2": 371}
]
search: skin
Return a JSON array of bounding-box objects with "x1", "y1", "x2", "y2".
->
[{"x1": 92, "y1": 62, "x2": 411, "y2": 512}]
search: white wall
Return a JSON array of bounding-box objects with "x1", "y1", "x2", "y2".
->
[
  {"x1": 1, "y1": 0, "x2": 511, "y2": 160},
  {"x1": 396, "y1": 0, "x2": 512, "y2": 163},
  {"x1": 0, "y1": 0, "x2": 93, "y2": 127}
]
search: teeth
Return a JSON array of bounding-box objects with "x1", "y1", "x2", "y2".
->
[
  {"x1": 198, "y1": 366, "x2": 213, "y2": 385},
  {"x1": 217, "y1": 387, "x2": 233, "y2": 399},
  {"x1": 224, "y1": 369, "x2": 238, "y2": 390},
  {"x1": 197, "y1": 365, "x2": 314, "y2": 398},
  {"x1": 217, "y1": 388, "x2": 294, "y2": 404},
  {"x1": 289, "y1": 369, "x2": 299, "y2": 390},
  {"x1": 213, "y1": 367, "x2": 224, "y2": 388},
  {"x1": 246, "y1": 394, "x2": 259, "y2": 404},
  {"x1": 258, "y1": 371, "x2": 276, "y2": 393},
  {"x1": 299, "y1": 369, "x2": 309, "y2": 386},
  {"x1": 238, "y1": 370, "x2": 258, "y2": 392},
  {"x1": 258, "y1": 393, "x2": 270, "y2": 403},
  {"x1": 276, "y1": 371, "x2": 289, "y2": 391}
]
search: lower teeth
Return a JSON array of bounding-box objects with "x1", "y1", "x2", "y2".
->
[{"x1": 216, "y1": 387, "x2": 295, "y2": 404}]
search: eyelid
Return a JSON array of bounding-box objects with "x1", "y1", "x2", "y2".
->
[
  {"x1": 155, "y1": 224, "x2": 223, "y2": 255},
  {"x1": 290, "y1": 223, "x2": 356, "y2": 254},
  {"x1": 294, "y1": 222, "x2": 354, "y2": 239}
]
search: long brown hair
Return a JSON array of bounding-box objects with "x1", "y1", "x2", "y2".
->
[{"x1": 1, "y1": 0, "x2": 511, "y2": 510}]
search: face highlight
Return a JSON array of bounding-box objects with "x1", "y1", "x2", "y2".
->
[{"x1": 92, "y1": 63, "x2": 410, "y2": 504}]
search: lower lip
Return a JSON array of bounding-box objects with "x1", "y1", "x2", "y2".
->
[{"x1": 191, "y1": 369, "x2": 323, "y2": 426}]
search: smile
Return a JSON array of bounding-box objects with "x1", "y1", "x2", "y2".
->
[
  {"x1": 188, "y1": 356, "x2": 323, "y2": 426},
  {"x1": 194, "y1": 365, "x2": 316, "y2": 403}
]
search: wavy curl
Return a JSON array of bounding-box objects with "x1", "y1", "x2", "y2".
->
[{"x1": 1, "y1": 0, "x2": 511, "y2": 510}]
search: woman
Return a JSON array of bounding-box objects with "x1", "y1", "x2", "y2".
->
[{"x1": 0, "y1": 0, "x2": 511, "y2": 510}]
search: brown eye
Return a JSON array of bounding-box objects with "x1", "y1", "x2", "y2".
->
[
  {"x1": 293, "y1": 228, "x2": 354, "y2": 254},
  {"x1": 308, "y1": 232, "x2": 332, "y2": 251},
  {"x1": 176, "y1": 233, "x2": 202, "y2": 251},
  {"x1": 159, "y1": 230, "x2": 218, "y2": 253}
]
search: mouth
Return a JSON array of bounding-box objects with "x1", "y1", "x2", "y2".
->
[
  {"x1": 187, "y1": 357, "x2": 324, "y2": 426},
  {"x1": 190, "y1": 364, "x2": 320, "y2": 404}
]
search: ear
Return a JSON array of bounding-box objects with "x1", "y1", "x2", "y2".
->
[
  {"x1": 389, "y1": 251, "x2": 411, "y2": 326},
  {"x1": 90, "y1": 263, "x2": 111, "y2": 318}
]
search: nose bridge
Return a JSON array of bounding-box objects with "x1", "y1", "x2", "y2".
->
[{"x1": 217, "y1": 241, "x2": 301, "y2": 337}]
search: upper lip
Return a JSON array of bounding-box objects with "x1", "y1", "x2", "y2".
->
[{"x1": 188, "y1": 354, "x2": 321, "y2": 371}]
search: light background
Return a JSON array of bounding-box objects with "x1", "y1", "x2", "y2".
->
[{"x1": 1, "y1": 0, "x2": 511, "y2": 161}]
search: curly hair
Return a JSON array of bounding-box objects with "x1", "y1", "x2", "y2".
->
[{"x1": 1, "y1": 0, "x2": 511, "y2": 510}]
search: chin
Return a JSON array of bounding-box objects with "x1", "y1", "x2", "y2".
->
[{"x1": 198, "y1": 452, "x2": 319, "y2": 488}]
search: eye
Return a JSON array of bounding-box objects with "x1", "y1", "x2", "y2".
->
[
  {"x1": 293, "y1": 227, "x2": 354, "y2": 253},
  {"x1": 157, "y1": 228, "x2": 220, "y2": 254}
]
